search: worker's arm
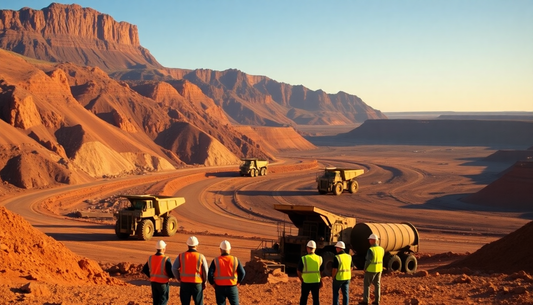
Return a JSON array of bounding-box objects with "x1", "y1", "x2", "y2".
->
[
  {"x1": 207, "y1": 260, "x2": 216, "y2": 286},
  {"x1": 363, "y1": 249, "x2": 374, "y2": 272},
  {"x1": 142, "y1": 261, "x2": 150, "y2": 278},
  {"x1": 297, "y1": 258, "x2": 304, "y2": 282},
  {"x1": 165, "y1": 257, "x2": 174, "y2": 279},
  {"x1": 171, "y1": 254, "x2": 181, "y2": 281},
  {"x1": 236, "y1": 258, "x2": 246, "y2": 285}
]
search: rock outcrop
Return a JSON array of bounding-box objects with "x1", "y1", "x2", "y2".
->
[{"x1": 0, "y1": 3, "x2": 161, "y2": 71}]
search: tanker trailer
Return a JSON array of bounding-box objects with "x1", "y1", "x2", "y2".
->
[{"x1": 350, "y1": 222, "x2": 419, "y2": 274}]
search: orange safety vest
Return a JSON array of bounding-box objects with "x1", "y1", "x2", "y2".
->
[
  {"x1": 148, "y1": 254, "x2": 171, "y2": 283},
  {"x1": 179, "y1": 251, "x2": 205, "y2": 283},
  {"x1": 213, "y1": 255, "x2": 238, "y2": 286}
]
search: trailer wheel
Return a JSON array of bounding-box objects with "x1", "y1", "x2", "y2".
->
[
  {"x1": 137, "y1": 219, "x2": 154, "y2": 241},
  {"x1": 334, "y1": 183, "x2": 343, "y2": 195},
  {"x1": 115, "y1": 221, "x2": 129, "y2": 240},
  {"x1": 162, "y1": 216, "x2": 178, "y2": 236},
  {"x1": 386, "y1": 254, "x2": 402, "y2": 272},
  {"x1": 401, "y1": 254, "x2": 417, "y2": 274},
  {"x1": 349, "y1": 181, "x2": 359, "y2": 193}
]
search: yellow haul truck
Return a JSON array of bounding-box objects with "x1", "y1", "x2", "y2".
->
[
  {"x1": 239, "y1": 158, "x2": 269, "y2": 177},
  {"x1": 316, "y1": 167, "x2": 365, "y2": 195},
  {"x1": 114, "y1": 195, "x2": 185, "y2": 241},
  {"x1": 252, "y1": 204, "x2": 419, "y2": 275}
]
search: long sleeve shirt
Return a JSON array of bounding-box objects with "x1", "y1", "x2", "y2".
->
[
  {"x1": 142, "y1": 252, "x2": 174, "y2": 280},
  {"x1": 207, "y1": 253, "x2": 246, "y2": 286},
  {"x1": 171, "y1": 249, "x2": 208, "y2": 283}
]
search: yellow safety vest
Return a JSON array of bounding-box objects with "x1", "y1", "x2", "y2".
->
[
  {"x1": 366, "y1": 245, "x2": 384, "y2": 273},
  {"x1": 335, "y1": 252, "x2": 352, "y2": 281},
  {"x1": 179, "y1": 252, "x2": 205, "y2": 283},
  {"x1": 301, "y1": 254, "x2": 322, "y2": 283}
]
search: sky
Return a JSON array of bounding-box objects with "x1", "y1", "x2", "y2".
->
[{"x1": 2, "y1": 1, "x2": 532, "y2": 112}]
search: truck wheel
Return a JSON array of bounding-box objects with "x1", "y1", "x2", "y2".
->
[
  {"x1": 137, "y1": 219, "x2": 154, "y2": 241},
  {"x1": 334, "y1": 183, "x2": 343, "y2": 195},
  {"x1": 115, "y1": 221, "x2": 129, "y2": 240},
  {"x1": 349, "y1": 181, "x2": 359, "y2": 193},
  {"x1": 401, "y1": 254, "x2": 417, "y2": 274},
  {"x1": 250, "y1": 169, "x2": 256, "y2": 177},
  {"x1": 386, "y1": 254, "x2": 402, "y2": 272},
  {"x1": 320, "y1": 251, "x2": 336, "y2": 276},
  {"x1": 263, "y1": 168, "x2": 268, "y2": 176},
  {"x1": 162, "y1": 216, "x2": 178, "y2": 236}
]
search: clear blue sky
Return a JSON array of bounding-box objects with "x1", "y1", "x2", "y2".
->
[{"x1": 3, "y1": 1, "x2": 532, "y2": 112}]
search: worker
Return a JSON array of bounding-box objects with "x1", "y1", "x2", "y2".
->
[
  {"x1": 358, "y1": 234, "x2": 385, "y2": 305},
  {"x1": 297, "y1": 240, "x2": 324, "y2": 305},
  {"x1": 208, "y1": 240, "x2": 246, "y2": 305},
  {"x1": 332, "y1": 241, "x2": 353, "y2": 305},
  {"x1": 172, "y1": 236, "x2": 208, "y2": 305},
  {"x1": 142, "y1": 240, "x2": 174, "y2": 305}
]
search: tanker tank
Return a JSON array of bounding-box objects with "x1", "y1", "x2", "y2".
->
[{"x1": 350, "y1": 222, "x2": 420, "y2": 273}]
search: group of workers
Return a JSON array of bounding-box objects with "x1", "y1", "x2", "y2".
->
[
  {"x1": 143, "y1": 233, "x2": 385, "y2": 305},
  {"x1": 142, "y1": 236, "x2": 245, "y2": 305}
]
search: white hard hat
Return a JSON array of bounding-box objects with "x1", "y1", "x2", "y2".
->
[
  {"x1": 220, "y1": 240, "x2": 231, "y2": 250},
  {"x1": 307, "y1": 240, "x2": 316, "y2": 249},
  {"x1": 335, "y1": 241, "x2": 345, "y2": 249},
  {"x1": 156, "y1": 240, "x2": 167, "y2": 250},
  {"x1": 187, "y1": 236, "x2": 199, "y2": 246},
  {"x1": 368, "y1": 233, "x2": 379, "y2": 240}
]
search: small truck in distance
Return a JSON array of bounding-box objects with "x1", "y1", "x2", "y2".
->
[
  {"x1": 316, "y1": 167, "x2": 365, "y2": 195},
  {"x1": 239, "y1": 158, "x2": 269, "y2": 177},
  {"x1": 114, "y1": 195, "x2": 185, "y2": 241}
]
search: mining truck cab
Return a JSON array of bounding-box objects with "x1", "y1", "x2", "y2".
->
[
  {"x1": 114, "y1": 195, "x2": 185, "y2": 241},
  {"x1": 272, "y1": 204, "x2": 355, "y2": 275}
]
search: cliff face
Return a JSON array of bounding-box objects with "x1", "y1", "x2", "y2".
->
[{"x1": 0, "y1": 3, "x2": 161, "y2": 70}]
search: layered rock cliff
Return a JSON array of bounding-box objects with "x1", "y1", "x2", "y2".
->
[{"x1": 0, "y1": 3, "x2": 161, "y2": 70}]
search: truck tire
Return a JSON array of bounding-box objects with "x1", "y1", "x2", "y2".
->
[
  {"x1": 334, "y1": 183, "x2": 343, "y2": 195},
  {"x1": 401, "y1": 254, "x2": 417, "y2": 274},
  {"x1": 320, "y1": 251, "x2": 336, "y2": 276},
  {"x1": 250, "y1": 169, "x2": 256, "y2": 177},
  {"x1": 115, "y1": 221, "x2": 129, "y2": 240},
  {"x1": 162, "y1": 216, "x2": 178, "y2": 236},
  {"x1": 137, "y1": 219, "x2": 154, "y2": 241},
  {"x1": 349, "y1": 181, "x2": 359, "y2": 193},
  {"x1": 261, "y1": 168, "x2": 267, "y2": 176},
  {"x1": 386, "y1": 254, "x2": 402, "y2": 272}
]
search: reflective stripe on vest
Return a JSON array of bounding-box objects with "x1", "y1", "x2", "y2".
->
[
  {"x1": 366, "y1": 246, "x2": 384, "y2": 273},
  {"x1": 335, "y1": 252, "x2": 352, "y2": 281},
  {"x1": 213, "y1": 255, "x2": 238, "y2": 286},
  {"x1": 148, "y1": 255, "x2": 170, "y2": 283},
  {"x1": 301, "y1": 254, "x2": 322, "y2": 283},
  {"x1": 179, "y1": 252, "x2": 204, "y2": 283}
]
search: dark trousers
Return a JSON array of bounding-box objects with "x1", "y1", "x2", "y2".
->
[
  {"x1": 300, "y1": 282, "x2": 320, "y2": 305},
  {"x1": 180, "y1": 282, "x2": 204, "y2": 305},
  {"x1": 214, "y1": 285, "x2": 239, "y2": 305},
  {"x1": 150, "y1": 281, "x2": 170, "y2": 305},
  {"x1": 363, "y1": 272, "x2": 381, "y2": 304},
  {"x1": 333, "y1": 279, "x2": 350, "y2": 305}
]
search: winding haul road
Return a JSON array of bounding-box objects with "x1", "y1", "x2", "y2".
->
[{"x1": 1, "y1": 145, "x2": 529, "y2": 264}]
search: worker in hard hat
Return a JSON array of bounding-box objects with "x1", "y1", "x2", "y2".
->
[
  {"x1": 332, "y1": 241, "x2": 354, "y2": 305},
  {"x1": 297, "y1": 240, "x2": 324, "y2": 305},
  {"x1": 172, "y1": 236, "x2": 208, "y2": 305},
  {"x1": 142, "y1": 240, "x2": 174, "y2": 305},
  {"x1": 358, "y1": 234, "x2": 385, "y2": 305},
  {"x1": 208, "y1": 240, "x2": 246, "y2": 305}
]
